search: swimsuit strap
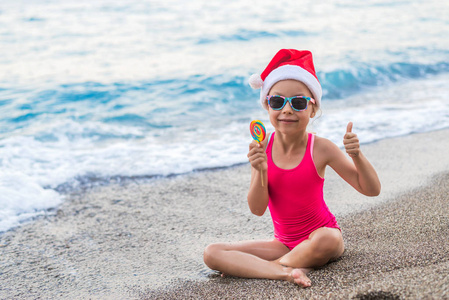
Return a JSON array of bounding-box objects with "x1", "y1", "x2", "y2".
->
[{"x1": 309, "y1": 133, "x2": 315, "y2": 160}]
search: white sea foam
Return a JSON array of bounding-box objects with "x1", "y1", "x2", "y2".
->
[{"x1": 0, "y1": 171, "x2": 62, "y2": 232}]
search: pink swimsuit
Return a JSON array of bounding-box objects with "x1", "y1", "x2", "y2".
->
[{"x1": 266, "y1": 132, "x2": 339, "y2": 250}]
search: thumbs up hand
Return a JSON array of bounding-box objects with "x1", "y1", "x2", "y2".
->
[{"x1": 343, "y1": 122, "x2": 360, "y2": 158}]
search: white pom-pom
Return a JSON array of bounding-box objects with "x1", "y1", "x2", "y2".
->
[{"x1": 248, "y1": 73, "x2": 263, "y2": 89}]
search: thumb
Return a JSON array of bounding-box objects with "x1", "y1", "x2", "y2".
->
[{"x1": 346, "y1": 122, "x2": 353, "y2": 133}]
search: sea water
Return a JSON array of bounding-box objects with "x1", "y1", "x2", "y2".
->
[{"x1": 1, "y1": 0, "x2": 449, "y2": 232}]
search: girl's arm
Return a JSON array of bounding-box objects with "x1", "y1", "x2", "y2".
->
[
  {"x1": 325, "y1": 122, "x2": 381, "y2": 196},
  {"x1": 247, "y1": 140, "x2": 269, "y2": 216}
]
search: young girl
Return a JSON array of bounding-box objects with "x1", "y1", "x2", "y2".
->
[{"x1": 203, "y1": 49, "x2": 381, "y2": 287}]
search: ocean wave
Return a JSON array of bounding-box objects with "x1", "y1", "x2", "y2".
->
[
  {"x1": 319, "y1": 61, "x2": 449, "y2": 99},
  {"x1": 0, "y1": 76, "x2": 257, "y2": 139},
  {"x1": 2, "y1": 59, "x2": 448, "y2": 138},
  {"x1": 131, "y1": 60, "x2": 449, "y2": 108}
]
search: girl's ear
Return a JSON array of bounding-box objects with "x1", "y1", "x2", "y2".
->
[{"x1": 310, "y1": 104, "x2": 317, "y2": 118}]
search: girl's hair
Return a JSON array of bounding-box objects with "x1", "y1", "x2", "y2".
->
[{"x1": 309, "y1": 104, "x2": 322, "y2": 134}]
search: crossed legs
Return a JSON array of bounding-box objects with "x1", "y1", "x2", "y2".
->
[{"x1": 203, "y1": 227, "x2": 344, "y2": 287}]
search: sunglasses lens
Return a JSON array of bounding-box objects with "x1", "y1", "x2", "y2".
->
[
  {"x1": 291, "y1": 97, "x2": 308, "y2": 110},
  {"x1": 269, "y1": 96, "x2": 285, "y2": 109}
]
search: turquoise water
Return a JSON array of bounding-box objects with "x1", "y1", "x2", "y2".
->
[{"x1": 1, "y1": 0, "x2": 449, "y2": 232}]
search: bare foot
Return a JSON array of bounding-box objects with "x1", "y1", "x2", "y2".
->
[{"x1": 290, "y1": 268, "x2": 311, "y2": 287}]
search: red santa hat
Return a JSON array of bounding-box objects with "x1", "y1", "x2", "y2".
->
[{"x1": 248, "y1": 49, "x2": 322, "y2": 110}]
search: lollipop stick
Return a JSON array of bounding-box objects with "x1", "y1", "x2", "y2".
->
[{"x1": 258, "y1": 141, "x2": 264, "y2": 187}]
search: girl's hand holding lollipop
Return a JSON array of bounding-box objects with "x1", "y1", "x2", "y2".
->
[{"x1": 249, "y1": 120, "x2": 266, "y2": 186}]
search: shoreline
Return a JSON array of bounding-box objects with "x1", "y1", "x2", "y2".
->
[{"x1": 1, "y1": 129, "x2": 448, "y2": 298}]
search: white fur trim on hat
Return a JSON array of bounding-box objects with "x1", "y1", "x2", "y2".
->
[{"x1": 260, "y1": 65, "x2": 322, "y2": 110}]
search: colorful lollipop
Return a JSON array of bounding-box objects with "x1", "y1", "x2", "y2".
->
[
  {"x1": 250, "y1": 120, "x2": 266, "y2": 143},
  {"x1": 250, "y1": 120, "x2": 267, "y2": 187}
]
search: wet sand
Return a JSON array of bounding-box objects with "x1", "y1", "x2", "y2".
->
[{"x1": 1, "y1": 129, "x2": 448, "y2": 299}]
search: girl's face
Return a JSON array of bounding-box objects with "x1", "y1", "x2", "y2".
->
[{"x1": 267, "y1": 79, "x2": 316, "y2": 135}]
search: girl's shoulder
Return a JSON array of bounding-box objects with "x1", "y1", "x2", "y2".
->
[
  {"x1": 312, "y1": 134, "x2": 333, "y2": 147},
  {"x1": 312, "y1": 134, "x2": 341, "y2": 159}
]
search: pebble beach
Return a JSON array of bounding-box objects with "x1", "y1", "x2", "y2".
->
[{"x1": 1, "y1": 129, "x2": 448, "y2": 299}]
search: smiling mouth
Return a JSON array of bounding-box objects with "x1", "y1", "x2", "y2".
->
[{"x1": 278, "y1": 119, "x2": 298, "y2": 123}]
